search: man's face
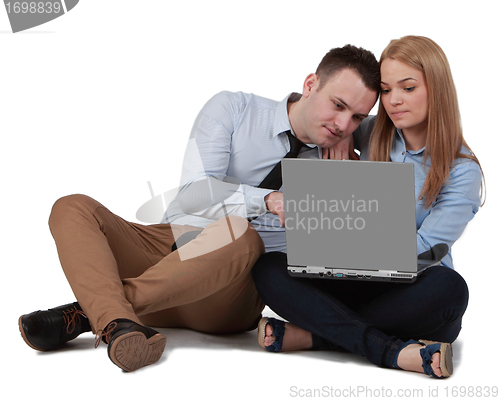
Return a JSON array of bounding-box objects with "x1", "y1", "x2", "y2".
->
[{"x1": 296, "y1": 69, "x2": 377, "y2": 149}]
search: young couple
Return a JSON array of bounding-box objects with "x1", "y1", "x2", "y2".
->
[{"x1": 19, "y1": 36, "x2": 483, "y2": 378}]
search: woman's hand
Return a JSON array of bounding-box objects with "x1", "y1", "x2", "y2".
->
[{"x1": 322, "y1": 135, "x2": 359, "y2": 160}]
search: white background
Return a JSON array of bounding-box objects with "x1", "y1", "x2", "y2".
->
[{"x1": 2, "y1": 1, "x2": 499, "y2": 399}]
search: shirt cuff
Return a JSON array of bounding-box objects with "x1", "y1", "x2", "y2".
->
[{"x1": 243, "y1": 185, "x2": 275, "y2": 218}]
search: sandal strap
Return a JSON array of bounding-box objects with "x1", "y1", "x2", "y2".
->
[
  {"x1": 420, "y1": 343, "x2": 443, "y2": 379},
  {"x1": 265, "y1": 318, "x2": 286, "y2": 352}
]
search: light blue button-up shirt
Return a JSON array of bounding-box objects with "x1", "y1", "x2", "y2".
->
[
  {"x1": 162, "y1": 91, "x2": 319, "y2": 253},
  {"x1": 355, "y1": 116, "x2": 482, "y2": 268}
]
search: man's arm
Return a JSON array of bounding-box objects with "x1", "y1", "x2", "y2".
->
[{"x1": 167, "y1": 91, "x2": 273, "y2": 223}]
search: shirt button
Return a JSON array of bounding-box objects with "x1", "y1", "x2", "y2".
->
[{"x1": 402, "y1": 151, "x2": 406, "y2": 155}]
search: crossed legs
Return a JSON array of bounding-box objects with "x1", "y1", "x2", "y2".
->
[
  {"x1": 48, "y1": 194, "x2": 265, "y2": 333},
  {"x1": 20, "y1": 194, "x2": 265, "y2": 371},
  {"x1": 252, "y1": 251, "x2": 468, "y2": 376}
]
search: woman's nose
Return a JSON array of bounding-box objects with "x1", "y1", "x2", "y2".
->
[{"x1": 390, "y1": 91, "x2": 403, "y2": 106}]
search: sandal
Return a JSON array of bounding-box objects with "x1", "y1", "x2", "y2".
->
[
  {"x1": 257, "y1": 317, "x2": 286, "y2": 352},
  {"x1": 419, "y1": 339, "x2": 453, "y2": 378},
  {"x1": 393, "y1": 339, "x2": 453, "y2": 378}
]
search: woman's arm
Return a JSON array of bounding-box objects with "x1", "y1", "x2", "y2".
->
[{"x1": 415, "y1": 160, "x2": 482, "y2": 268}]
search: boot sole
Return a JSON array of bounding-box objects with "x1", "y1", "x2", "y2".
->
[
  {"x1": 108, "y1": 331, "x2": 166, "y2": 372},
  {"x1": 18, "y1": 315, "x2": 47, "y2": 352}
]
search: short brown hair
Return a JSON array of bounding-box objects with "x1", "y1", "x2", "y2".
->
[{"x1": 315, "y1": 45, "x2": 380, "y2": 93}]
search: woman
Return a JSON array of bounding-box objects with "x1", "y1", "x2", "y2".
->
[{"x1": 251, "y1": 35, "x2": 484, "y2": 378}]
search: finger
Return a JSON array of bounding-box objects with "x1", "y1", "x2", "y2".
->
[
  {"x1": 335, "y1": 146, "x2": 345, "y2": 160},
  {"x1": 333, "y1": 144, "x2": 347, "y2": 160},
  {"x1": 279, "y1": 211, "x2": 285, "y2": 227}
]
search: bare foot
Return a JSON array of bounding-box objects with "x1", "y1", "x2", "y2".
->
[
  {"x1": 397, "y1": 343, "x2": 443, "y2": 377},
  {"x1": 264, "y1": 321, "x2": 313, "y2": 351}
]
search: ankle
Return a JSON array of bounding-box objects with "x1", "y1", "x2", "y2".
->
[
  {"x1": 394, "y1": 340, "x2": 445, "y2": 378},
  {"x1": 396, "y1": 343, "x2": 425, "y2": 372}
]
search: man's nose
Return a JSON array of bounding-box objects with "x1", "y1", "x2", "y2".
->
[{"x1": 335, "y1": 114, "x2": 350, "y2": 134}]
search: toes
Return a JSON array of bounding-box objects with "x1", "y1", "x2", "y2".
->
[
  {"x1": 265, "y1": 323, "x2": 274, "y2": 337},
  {"x1": 432, "y1": 352, "x2": 443, "y2": 378},
  {"x1": 263, "y1": 335, "x2": 276, "y2": 347},
  {"x1": 263, "y1": 323, "x2": 275, "y2": 347}
]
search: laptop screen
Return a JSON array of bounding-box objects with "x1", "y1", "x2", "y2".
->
[{"x1": 282, "y1": 159, "x2": 417, "y2": 272}]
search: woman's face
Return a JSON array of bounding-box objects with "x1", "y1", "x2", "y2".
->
[{"x1": 380, "y1": 58, "x2": 429, "y2": 138}]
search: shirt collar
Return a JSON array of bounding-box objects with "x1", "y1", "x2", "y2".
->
[
  {"x1": 394, "y1": 128, "x2": 426, "y2": 155},
  {"x1": 273, "y1": 93, "x2": 295, "y2": 138},
  {"x1": 273, "y1": 93, "x2": 317, "y2": 149}
]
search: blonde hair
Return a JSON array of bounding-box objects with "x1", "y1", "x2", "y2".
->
[{"x1": 369, "y1": 35, "x2": 484, "y2": 208}]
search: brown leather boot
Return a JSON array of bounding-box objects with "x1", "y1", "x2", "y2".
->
[{"x1": 96, "y1": 319, "x2": 167, "y2": 372}]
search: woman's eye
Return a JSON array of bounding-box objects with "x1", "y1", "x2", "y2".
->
[
  {"x1": 404, "y1": 86, "x2": 416, "y2": 92},
  {"x1": 381, "y1": 88, "x2": 390, "y2": 94}
]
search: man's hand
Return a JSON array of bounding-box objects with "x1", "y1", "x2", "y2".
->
[
  {"x1": 322, "y1": 134, "x2": 359, "y2": 160},
  {"x1": 264, "y1": 191, "x2": 285, "y2": 226}
]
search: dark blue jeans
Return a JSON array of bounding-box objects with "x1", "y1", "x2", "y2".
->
[{"x1": 252, "y1": 252, "x2": 469, "y2": 368}]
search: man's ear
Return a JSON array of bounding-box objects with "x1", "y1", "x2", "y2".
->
[{"x1": 302, "y1": 73, "x2": 319, "y2": 98}]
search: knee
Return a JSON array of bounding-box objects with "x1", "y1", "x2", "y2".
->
[
  {"x1": 49, "y1": 194, "x2": 98, "y2": 229},
  {"x1": 426, "y1": 266, "x2": 469, "y2": 312},
  {"x1": 225, "y1": 215, "x2": 265, "y2": 255},
  {"x1": 448, "y1": 269, "x2": 469, "y2": 313},
  {"x1": 251, "y1": 252, "x2": 287, "y2": 288},
  {"x1": 251, "y1": 252, "x2": 270, "y2": 281},
  {"x1": 423, "y1": 267, "x2": 469, "y2": 342}
]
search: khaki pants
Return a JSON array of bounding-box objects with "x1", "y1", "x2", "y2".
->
[{"x1": 48, "y1": 194, "x2": 265, "y2": 334}]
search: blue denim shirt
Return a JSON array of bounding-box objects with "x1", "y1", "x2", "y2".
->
[{"x1": 355, "y1": 117, "x2": 482, "y2": 268}]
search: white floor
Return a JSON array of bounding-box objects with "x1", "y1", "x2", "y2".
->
[
  {"x1": 8, "y1": 307, "x2": 472, "y2": 399},
  {"x1": 8, "y1": 266, "x2": 499, "y2": 401}
]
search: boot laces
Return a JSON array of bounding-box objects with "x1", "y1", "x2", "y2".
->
[
  {"x1": 62, "y1": 307, "x2": 87, "y2": 334},
  {"x1": 94, "y1": 321, "x2": 117, "y2": 348}
]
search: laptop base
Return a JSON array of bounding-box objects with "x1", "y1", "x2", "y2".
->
[{"x1": 287, "y1": 266, "x2": 418, "y2": 283}]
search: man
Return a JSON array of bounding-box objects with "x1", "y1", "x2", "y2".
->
[{"x1": 18, "y1": 45, "x2": 379, "y2": 371}]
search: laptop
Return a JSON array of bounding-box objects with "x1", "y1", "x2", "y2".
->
[{"x1": 281, "y1": 159, "x2": 443, "y2": 283}]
